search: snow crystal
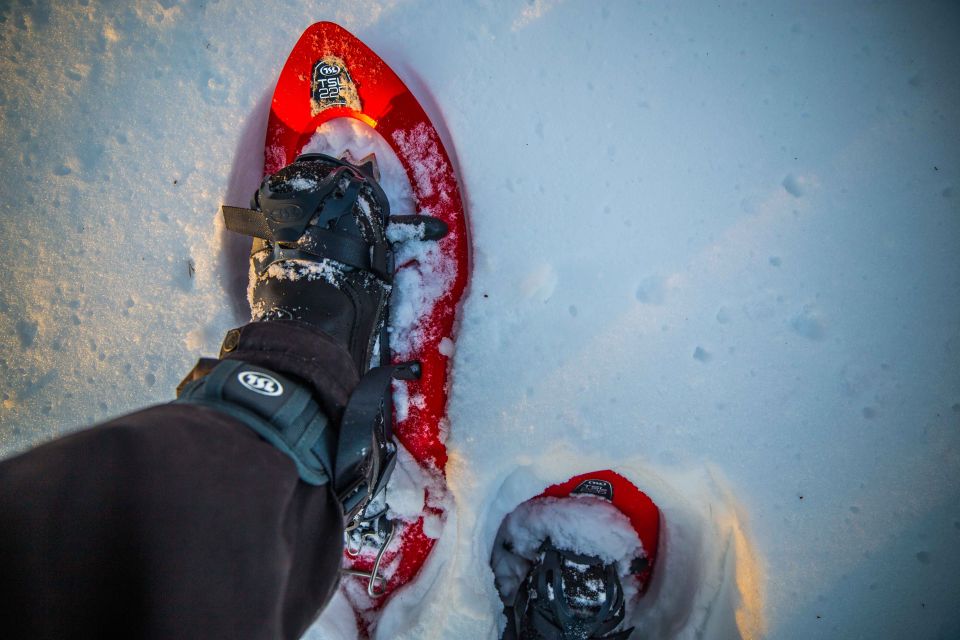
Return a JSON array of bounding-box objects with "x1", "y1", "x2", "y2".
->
[
  {"x1": 392, "y1": 382, "x2": 427, "y2": 425},
  {"x1": 287, "y1": 176, "x2": 318, "y2": 191},
  {"x1": 421, "y1": 511, "x2": 444, "y2": 540},
  {"x1": 438, "y1": 336, "x2": 455, "y2": 357},
  {"x1": 391, "y1": 123, "x2": 448, "y2": 202},
  {"x1": 382, "y1": 441, "x2": 432, "y2": 523},
  {"x1": 390, "y1": 239, "x2": 455, "y2": 358},
  {"x1": 392, "y1": 379, "x2": 411, "y2": 423},
  {"x1": 386, "y1": 221, "x2": 426, "y2": 243},
  {"x1": 263, "y1": 260, "x2": 343, "y2": 284}
]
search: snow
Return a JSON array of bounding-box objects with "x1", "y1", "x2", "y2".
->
[
  {"x1": 263, "y1": 260, "x2": 344, "y2": 285},
  {"x1": 288, "y1": 176, "x2": 320, "y2": 191},
  {"x1": 496, "y1": 495, "x2": 644, "y2": 570},
  {"x1": 391, "y1": 123, "x2": 448, "y2": 202},
  {"x1": 1, "y1": 2, "x2": 959, "y2": 640}
]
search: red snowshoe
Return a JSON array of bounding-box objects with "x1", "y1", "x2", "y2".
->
[
  {"x1": 260, "y1": 21, "x2": 469, "y2": 635},
  {"x1": 492, "y1": 470, "x2": 661, "y2": 640}
]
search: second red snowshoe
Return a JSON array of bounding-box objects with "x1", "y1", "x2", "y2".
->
[{"x1": 492, "y1": 470, "x2": 661, "y2": 640}]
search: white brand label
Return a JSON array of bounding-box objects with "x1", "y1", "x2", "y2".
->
[
  {"x1": 317, "y1": 63, "x2": 340, "y2": 77},
  {"x1": 237, "y1": 371, "x2": 284, "y2": 397}
]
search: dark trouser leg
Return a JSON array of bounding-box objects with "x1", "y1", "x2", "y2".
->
[{"x1": 0, "y1": 321, "x2": 358, "y2": 640}]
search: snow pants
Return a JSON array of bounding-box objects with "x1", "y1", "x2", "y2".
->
[{"x1": 0, "y1": 320, "x2": 357, "y2": 640}]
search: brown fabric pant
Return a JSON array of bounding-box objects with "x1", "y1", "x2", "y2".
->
[{"x1": 0, "y1": 321, "x2": 358, "y2": 640}]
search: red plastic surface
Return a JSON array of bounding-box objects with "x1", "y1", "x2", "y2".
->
[
  {"x1": 265, "y1": 21, "x2": 469, "y2": 629},
  {"x1": 540, "y1": 470, "x2": 661, "y2": 593}
]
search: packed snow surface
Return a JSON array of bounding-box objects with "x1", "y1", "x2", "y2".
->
[
  {"x1": 496, "y1": 495, "x2": 644, "y2": 570},
  {"x1": 2, "y1": 2, "x2": 959, "y2": 639}
]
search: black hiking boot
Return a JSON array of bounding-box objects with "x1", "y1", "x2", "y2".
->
[
  {"x1": 178, "y1": 152, "x2": 445, "y2": 526},
  {"x1": 240, "y1": 153, "x2": 394, "y2": 374},
  {"x1": 218, "y1": 153, "x2": 409, "y2": 521}
]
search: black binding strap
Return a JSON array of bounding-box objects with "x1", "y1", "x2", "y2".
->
[
  {"x1": 222, "y1": 205, "x2": 276, "y2": 240},
  {"x1": 389, "y1": 215, "x2": 449, "y2": 241},
  {"x1": 175, "y1": 353, "x2": 423, "y2": 519},
  {"x1": 174, "y1": 360, "x2": 335, "y2": 486},
  {"x1": 333, "y1": 360, "x2": 421, "y2": 517},
  {"x1": 334, "y1": 365, "x2": 397, "y2": 517},
  {"x1": 222, "y1": 164, "x2": 366, "y2": 244},
  {"x1": 271, "y1": 229, "x2": 372, "y2": 271}
]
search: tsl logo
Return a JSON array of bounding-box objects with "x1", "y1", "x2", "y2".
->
[
  {"x1": 310, "y1": 57, "x2": 360, "y2": 114},
  {"x1": 316, "y1": 63, "x2": 341, "y2": 77},
  {"x1": 238, "y1": 371, "x2": 284, "y2": 397}
]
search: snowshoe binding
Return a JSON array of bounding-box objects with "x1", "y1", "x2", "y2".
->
[
  {"x1": 493, "y1": 471, "x2": 662, "y2": 640},
  {"x1": 225, "y1": 152, "x2": 392, "y2": 373},
  {"x1": 503, "y1": 539, "x2": 633, "y2": 640},
  {"x1": 220, "y1": 152, "x2": 446, "y2": 532}
]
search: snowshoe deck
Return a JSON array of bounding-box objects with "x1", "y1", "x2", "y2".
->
[{"x1": 265, "y1": 21, "x2": 469, "y2": 634}]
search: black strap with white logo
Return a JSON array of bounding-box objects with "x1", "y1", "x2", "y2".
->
[{"x1": 174, "y1": 359, "x2": 334, "y2": 486}]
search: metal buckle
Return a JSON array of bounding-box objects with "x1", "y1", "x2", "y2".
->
[{"x1": 342, "y1": 502, "x2": 395, "y2": 598}]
